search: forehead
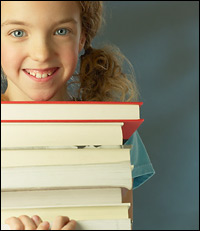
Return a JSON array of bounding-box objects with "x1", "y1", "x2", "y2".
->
[{"x1": 1, "y1": 1, "x2": 81, "y2": 23}]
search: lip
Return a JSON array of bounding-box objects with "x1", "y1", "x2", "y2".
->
[
  {"x1": 24, "y1": 67, "x2": 59, "y2": 74},
  {"x1": 23, "y1": 68, "x2": 60, "y2": 83}
]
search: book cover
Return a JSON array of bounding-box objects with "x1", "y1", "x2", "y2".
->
[{"x1": 1, "y1": 101, "x2": 144, "y2": 139}]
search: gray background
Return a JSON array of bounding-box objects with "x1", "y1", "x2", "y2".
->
[
  {"x1": 1, "y1": 1, "x2": 199, "y2": 230},
  {"x1": 93, "y1": 1, "x2": 199, "y2": 230}
]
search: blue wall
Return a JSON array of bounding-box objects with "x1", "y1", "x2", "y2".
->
[{"x1": 94, "y1": 1, "x2": 199, "y2": 230}]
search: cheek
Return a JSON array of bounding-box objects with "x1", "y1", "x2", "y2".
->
[
  {"x1": 1, "y1": 43, "x2": 22, "y2": 75},
  {"x1": 60, "y1": 45, "x2": 79, "y2": 71}
]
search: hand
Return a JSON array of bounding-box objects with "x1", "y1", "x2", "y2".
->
[
  {"x1": 5, "y1": 215, "x2": 50, "y2": 230},
  {"x1": 5, "y1": 215, "x2": 76, "y2": 230}
]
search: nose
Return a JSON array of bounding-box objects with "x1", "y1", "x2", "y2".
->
[{"x1": 29, "y1": 36, "x2": 54, "y2": 62}]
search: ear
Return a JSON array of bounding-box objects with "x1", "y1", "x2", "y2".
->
[{"x1": 79, "y1": 32, "x2": 86, "y2": 53}]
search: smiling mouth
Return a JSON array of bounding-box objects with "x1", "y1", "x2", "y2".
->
[{"x1": 23, "y1": 68, "x2": 59, "y2": 79}]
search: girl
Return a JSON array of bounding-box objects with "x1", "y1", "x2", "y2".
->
[{"x1": 1, "y1": 1, "x2": 155, "y2": 230}]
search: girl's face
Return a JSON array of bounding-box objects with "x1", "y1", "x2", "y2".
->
[{"x1": 1, "y1": 1, "x2": 85, "y2": 101}]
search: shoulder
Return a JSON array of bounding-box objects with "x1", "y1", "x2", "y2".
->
[{"x1": 125, "y1": 131, "x2": 155, "y2": 190}]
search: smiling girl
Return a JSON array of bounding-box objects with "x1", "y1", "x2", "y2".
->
[{"x1": 1, "y1": 1, "x2": 155, "y2": 230}]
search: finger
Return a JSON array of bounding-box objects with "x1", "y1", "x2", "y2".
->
[
  {"x1": 31, "y1": 215, "x2": 43, "y2": 227},
  {"x1": 51, "y1": 216, "x2": 70, "y2": 230},
  {"x1": 37, "y1": 221, "x2": 50, "y2": 230},
  {"x1": 62, "y1": 220, "x2": 76, "y2": 230},
  {"x1": 18, "y1": 215, "x2": 37, "y2": 230},
  {"x1": 5, "y1": 217, "x2": 24, "y2": 230}
]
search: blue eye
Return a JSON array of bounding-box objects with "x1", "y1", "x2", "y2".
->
[
  {"x1": 55, "y1": 28, "x2": 69, "y2": 36},
  {"x1": 11, "y1": 30, "x2": 25, "y2": 37}
]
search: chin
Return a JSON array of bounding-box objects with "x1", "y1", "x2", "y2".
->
[{"x1": 28, "y1": 92, "x2": 56, "y2": 101}]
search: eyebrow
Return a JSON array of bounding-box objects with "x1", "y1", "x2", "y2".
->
[{"x1": 1, "y1": 18, "x2": 78, "y2": 28}]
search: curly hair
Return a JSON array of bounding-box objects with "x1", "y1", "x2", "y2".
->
[{"x1": 69, "y1": 1, "x2": 139, "y2": 102}]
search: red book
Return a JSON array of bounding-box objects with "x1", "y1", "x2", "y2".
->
[{"x1": 1, "y1": 101, "x2": 144, "y2": 139}]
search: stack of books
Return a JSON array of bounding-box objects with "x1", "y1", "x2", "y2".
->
[{"x1": 1, "y1": 101, "x2": 144, "y2": 230}]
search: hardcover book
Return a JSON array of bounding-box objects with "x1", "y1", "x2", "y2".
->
[
  {"x1": 1, "y1": 101, "x2": 144, "y2": 139},
  {"x1": 1, "y1": 101, "x2": 141, "y2": 230}
]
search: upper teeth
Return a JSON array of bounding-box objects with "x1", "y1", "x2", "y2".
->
[{"x1": 26, "y1": 70, "x2": 55, "y2": 78}]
